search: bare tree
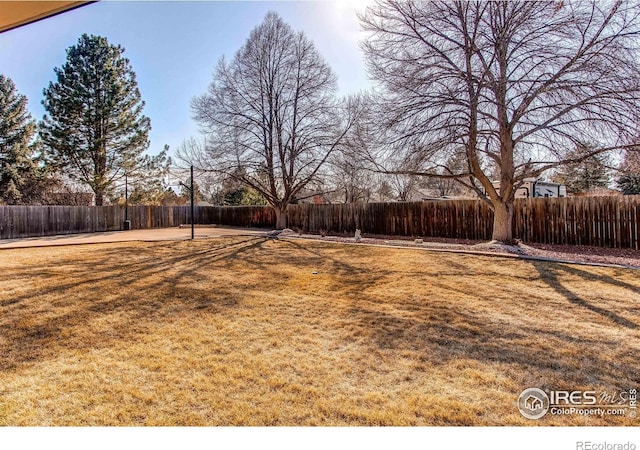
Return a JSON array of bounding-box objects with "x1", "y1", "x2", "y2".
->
[
  {"x1": 329, "y1": 92, "x2": 378, "y2": 203},
  {"x1": 361, "y1": 0, "x2": 640, "y2": 242},
  {"x1": 425, "y1": 153, "x2": 469, "y2": 198},
  {"x1": 183, "y1": 12, "x2": 356, "y2": 228},
  {"x1": 387, "y1": 173, "x2": 417, "y2": 201},
  {"x1": 328, "y1": 151, "x2": 374, "y2": 203}
]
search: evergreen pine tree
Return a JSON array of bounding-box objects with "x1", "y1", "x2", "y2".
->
[
  {"x1": 0, "y1": 74, "x2": 39, "y2": 204},
  {"x1": 617, "y1": 150, "x2": 640, "y2": 195},
  {"x1": 552, "y1": 145, "x2": 611, "y2": 194},
  {"x1": 617, "y1": 173, "x2": 640, "y2": 195},
  {"x1": 40, "y1": 34, "x2": 151, "y2": 205}
]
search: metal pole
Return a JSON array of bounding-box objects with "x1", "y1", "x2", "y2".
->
[
  {"x1": 125, "y1": 174, "x2": 128, "y2": 222},
  {"x1": 190, "y1": 165, "x2": 195, "y2": 240}
]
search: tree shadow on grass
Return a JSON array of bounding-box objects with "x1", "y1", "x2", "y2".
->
[
  {"x1": 275, "y1": 239, "x2": 393, "y2": 297},
  {"x1": 530, "y1": 261, "x2": 638, "y2": 330},
  {"x1": 0, "y1": 237, "x2": 271, "y2": 371},
  {"x1": 344, "y1": 258, "x2": 640, "y2": 388},
  {"x1": 0, "y1": 237, "x2": 394, "y2": 373},
  {"x1": 0, "y1": 237, "x2": 267, "y2": 308},
  {"x1": 348, "y1": 303, "x2": 637, "y2": 388},
  {"x1": 2, "y1": 239, "x2": 638, "y2": 393}
]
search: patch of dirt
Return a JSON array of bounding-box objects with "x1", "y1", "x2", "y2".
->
[{"x1": 281, "y1": 232, "x2": 640, "y2": 268}]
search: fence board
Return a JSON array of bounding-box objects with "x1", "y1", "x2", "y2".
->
[{"x1": 1, "y1": 196, "x2": 639, "y2": 248}]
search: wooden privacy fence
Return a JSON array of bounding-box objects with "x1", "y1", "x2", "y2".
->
[
  {"x1": 287, "y1": 201, "x2": 495, "y2": 241},
  {"x1": 0, "y1": 205, "x2": 274, "y2": 239},
  {"x1": 0, "y1": 196, "x2": 638, "y2": 248},
  {"x1": 513, "y1": 196, "x2": 640, "y2": 248},
  {"x1": 287, "y1": 197, "x2": 640, "y2": 249},
  {"x1": 0, "y1": 206, "x2": 125, "y2": 239}
]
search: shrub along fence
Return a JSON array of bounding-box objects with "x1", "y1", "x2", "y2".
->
[{"x1": 0, "y1": 196, "x2": 638, "y2": 248}]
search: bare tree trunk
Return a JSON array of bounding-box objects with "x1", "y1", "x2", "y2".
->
[
  {"x1": 274, "y1": 205, "x2": 287, "y2": 229},
  {"x1": 492, "y1": 201, "x2": 514, "y2": 244},
  {"x1": 186, "y1": 13, "x2": 353, "y2": 225},
  {"x1": 94, "y1": 191, "x2": 104, "y2": 206},
  {"x1": 360, "y1": 1, "x2": 640, "y2": 247}
]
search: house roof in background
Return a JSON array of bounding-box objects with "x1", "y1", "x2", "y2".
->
[{"x1": 0, "y1": 1, "x2": 93, "y2": 33}]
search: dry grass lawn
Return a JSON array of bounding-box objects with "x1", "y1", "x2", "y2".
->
[{"x1": 0, "y1": 237, "x2": 638, "y2": 426}]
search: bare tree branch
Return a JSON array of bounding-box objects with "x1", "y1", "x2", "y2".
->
[
  {"x1": 360, "y1": 0, "x2": 640, "y2": 242},
  {"x1": 182, "y1": 12, "x2": 356, "y2": 227}
]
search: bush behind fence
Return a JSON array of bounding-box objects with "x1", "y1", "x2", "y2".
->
[{"x1": 0, "y1": 196, "x2": 638, "y2": 249}]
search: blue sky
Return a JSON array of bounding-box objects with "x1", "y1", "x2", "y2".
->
[{"x1": 0, "y1": 0, "x2": 373, "y2": 158}]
